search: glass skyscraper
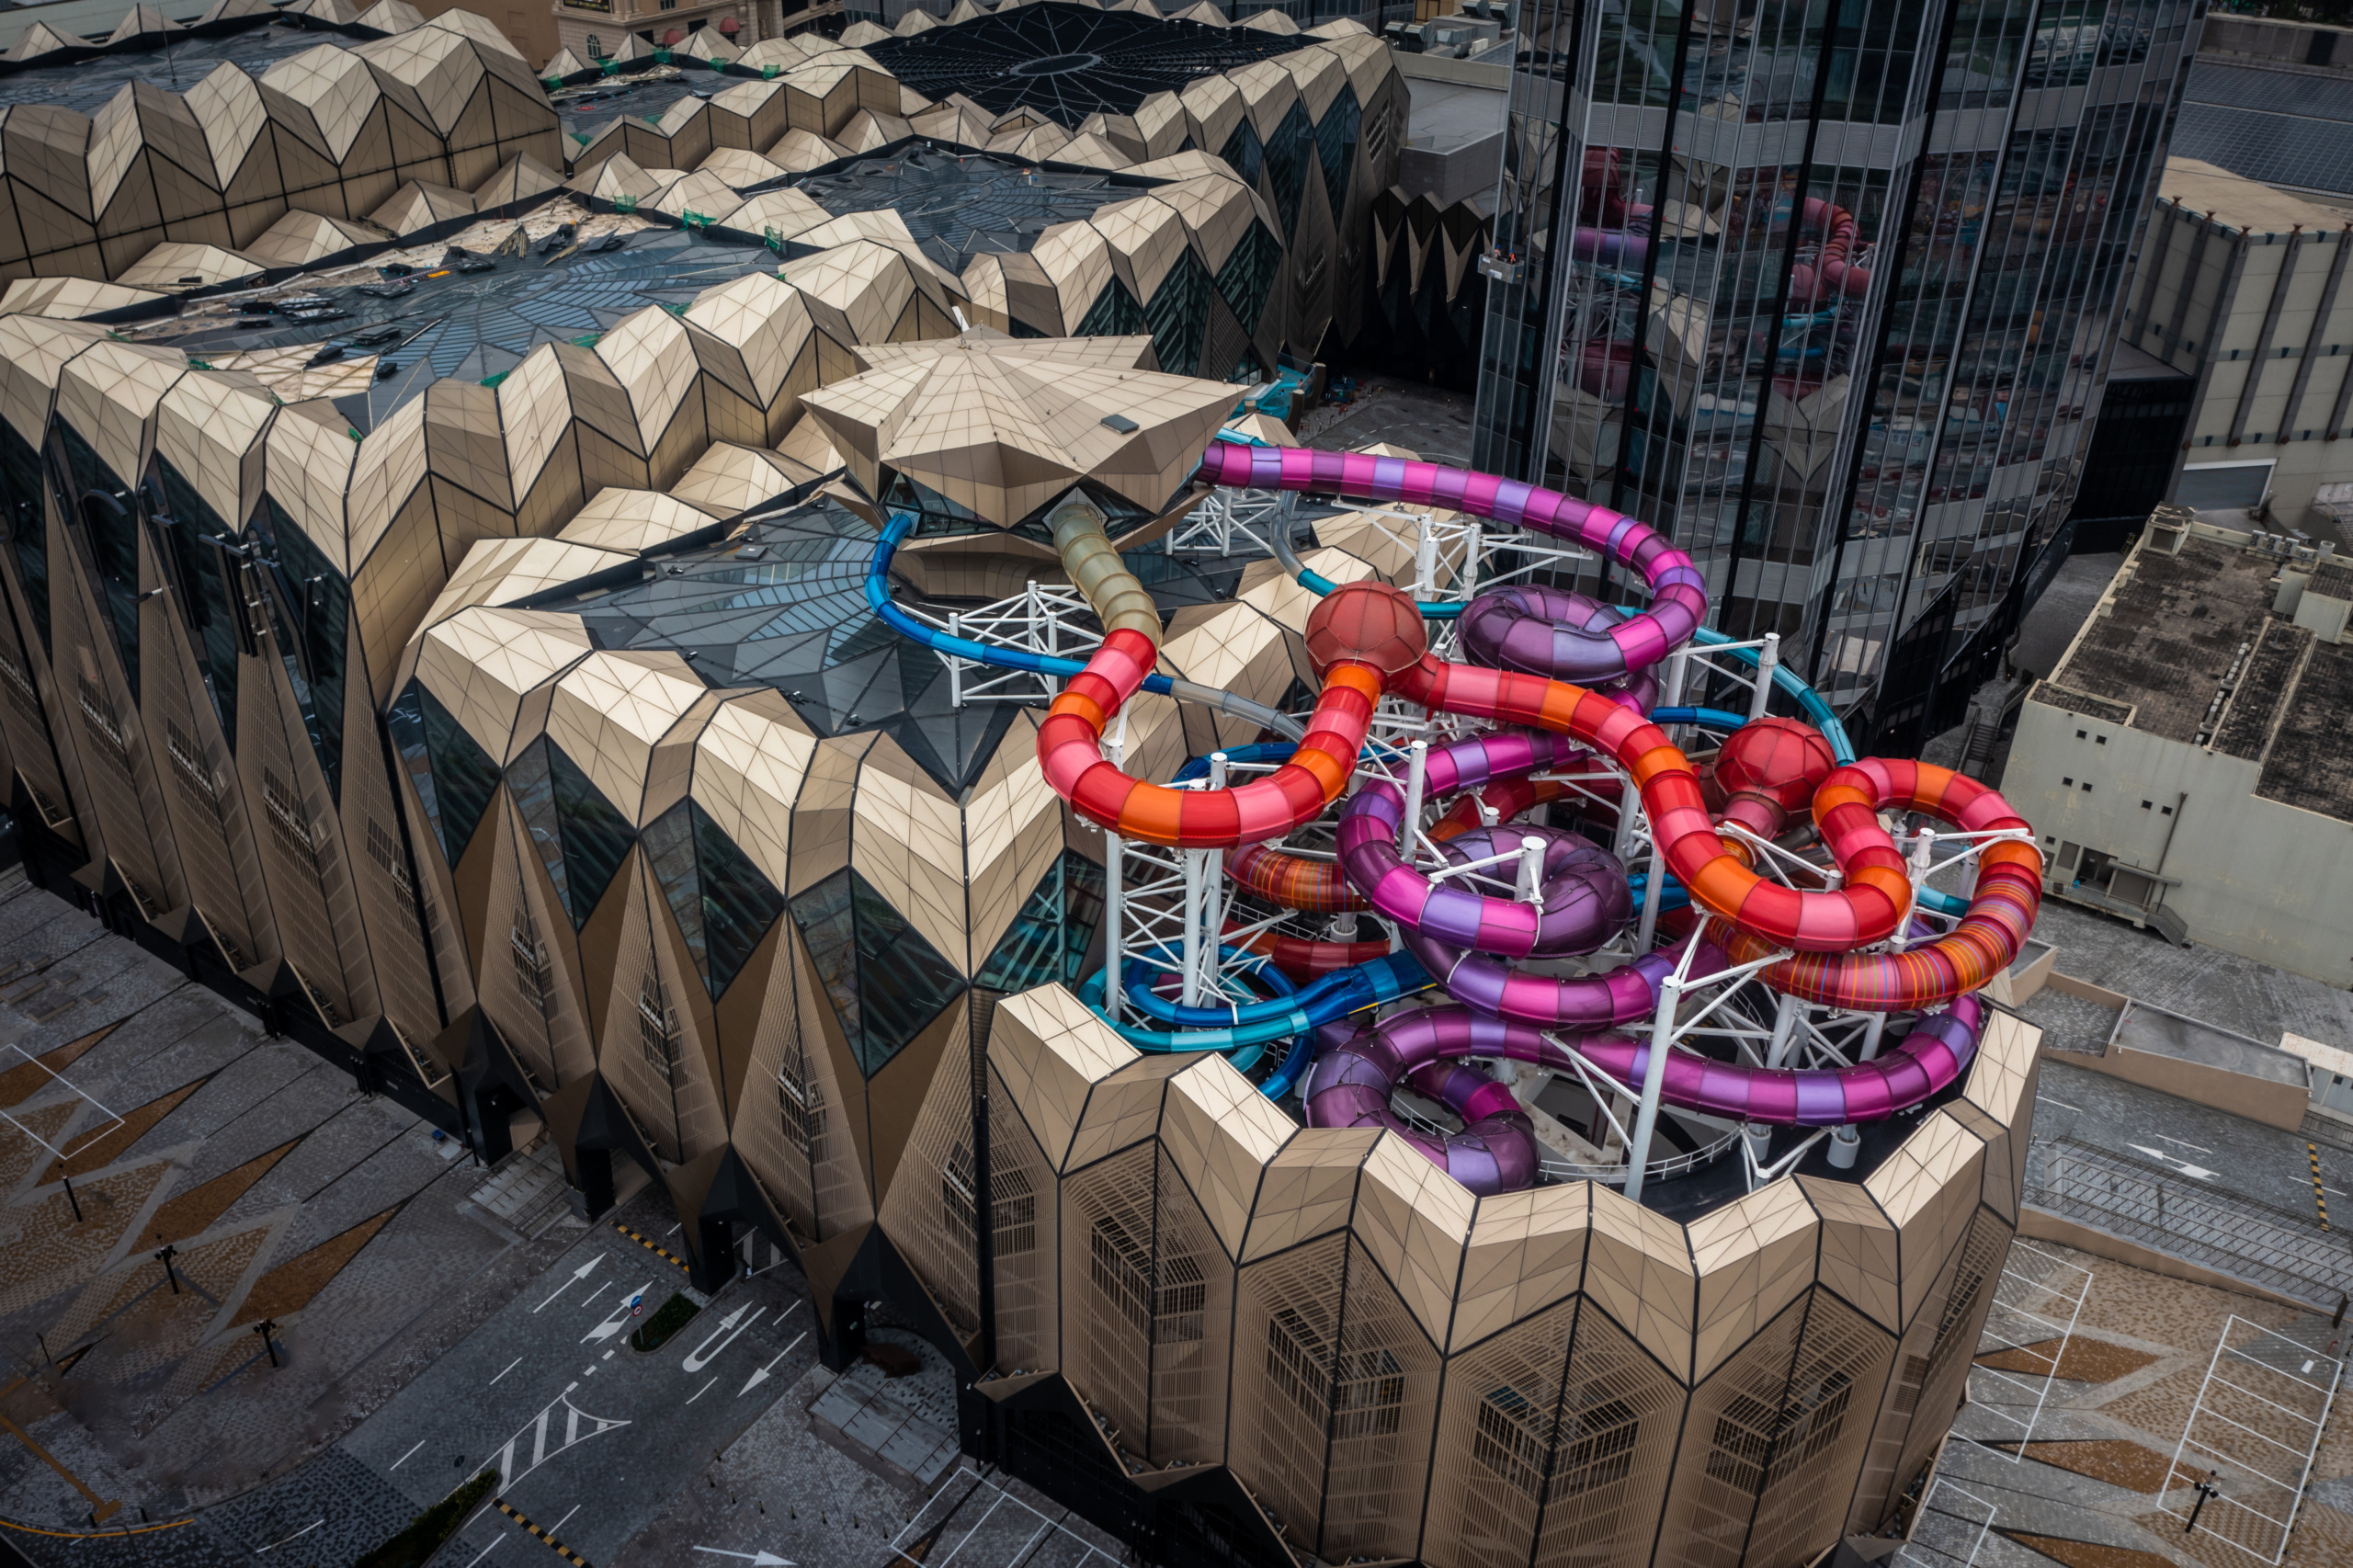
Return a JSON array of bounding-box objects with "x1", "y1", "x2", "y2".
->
[{"x1": 1472, "y1": 0, "x2": 2202, "y2": 741}]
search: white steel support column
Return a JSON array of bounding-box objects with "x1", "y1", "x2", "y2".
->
[
  {"x1": 1623, "y1": 971, "x2": 1682, "y2": 1204},
  {"x1": 1400, "y1": 740, "x2": 1427, "y2": 857},
  {"x1": 1749, "y1": 631, "x2": 1779, "y2": 721},
  {"x1": 1102, "y1": 832, "x2": 1125, "y2": 1025}
]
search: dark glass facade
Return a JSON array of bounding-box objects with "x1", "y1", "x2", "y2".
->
[
  {"x1": 509, "y1": 736, "x2": 637, "y2": 929},
  {"x1": 976, "y1": 848, "x2": 1108, "y2": 994},
  {"x1": 1471, "y1": 0, "x2": 2200, "y2": 730},
  {"x1": 789, "y1": 867, "x2": 967, "y2": 1078},
  {"x1": 644, "y1": 799, "x2": 789, "y2": 1001},
  {"x1": 388, "y1": 679, "x2": 500, "y2": 867}
]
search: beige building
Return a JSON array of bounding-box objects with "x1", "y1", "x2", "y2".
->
[
  {"x1": 2004, "y1": 506, "x2": 2353, "y2": 986},
  {"x1": 2118, "y1": 158, "x2": 2353, "y2": 536}
]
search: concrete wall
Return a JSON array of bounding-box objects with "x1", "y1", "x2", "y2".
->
[
  {"x1": 2121, "y1": 179, "x2": 2353, "y2": 531},
  {"x1": 2003, "y1": 693, "x2": 2353, "y2": 988},
  {"x1": 2017, "y1": 1206, "x2": 2315, "y2": 1309}
]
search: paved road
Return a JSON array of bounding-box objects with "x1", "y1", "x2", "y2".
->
[
  {"x1": 338, "y1": 1201, "x2": 817, "y2": 1567},
  {"x1": 2033, "y1": 1059, "x2": 2353, "y2": 1222}
]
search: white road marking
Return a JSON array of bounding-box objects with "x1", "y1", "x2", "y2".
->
[
  {"x1": 463, "y1": 1537, "x2": 503, "y2": 1567},
  {"x1": 534, "y1": 1256, "x2": 606, "y2": 1312},
  {"x1": 2128, "y1": 1144, "x2": 2216, "y2": 1180},
  {"x1": 2154, "y1": 1134, "x2": 2212, "y2": 1153},
  {"x1": 256, "y1": 1519, "x2": 323, "y2": 1553},
  {"x1": 2037, "y1": 1095, "x2": 2082, "y2": 1113},
  {"x1": 488, "y1": 1357, "x2": 522, "y2": 1387},
  {"x1": 686, "y1": 1377, "x2": 716, "y2": 1403},
  {"x1": 692, "y1": 1549, "x2": 794, "y2": 1565},
  {"x1": 582, "y1": 1283, "x2": 653, "y2": 1345},
  {"x1": 551, "y1": 1506, "x2": 580, "y2": 1534},
  {"x1": 483, "y1": 1391, "x2": 631, "y2": 1491},
  {"x1": 389, "y1": 1437, "x2": 427, "y2": 1471},
  {"x1": 739, "y1": 1333, "x2": 806, "y2": 1397},
  {"x1": 682, "y1": 1302, "x2": 766, "y2": 1373},
  {"x1": 579, "y1": 1281, "x2": 613, "y2": 1308}
]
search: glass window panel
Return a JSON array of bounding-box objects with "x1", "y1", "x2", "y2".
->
[
  {"x1": 1214, "y1": 219, "x2": 1281, "y2": 343},
  {"x1": 1, "y1": 421, "x2": 49, "y2": 655},
  {"x1": 258, "y1": 500, "x2": 352, "y2": 801},
  {"x1": 56, "y1": 424, "x2": 141, "y2": 694},
  {"x1": 788, "y1": 867, "x2": 965, "y2": 1077},
  {"x1": 386, "y1": 678, "x2": 500, "y2": 866},
  {"x1": 975, "y1": 848, "x2": 1105, "y2": 994},
  {"x1": 508, "y1": 737, "x2": 569, "y2": 915},
  {"x1": 551, "y1": 742, "x2": 636, "y2": 928},
  {"x1": 153, "y1": 457, "x2": 242, "y2": 751}
]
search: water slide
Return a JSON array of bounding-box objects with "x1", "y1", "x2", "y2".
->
[{"x1": 879, "y1": 435, "x2": 2039, "y2": 1196}]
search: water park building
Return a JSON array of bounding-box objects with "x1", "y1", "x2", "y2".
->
[
  {"x1": 0, "y1": 6, "x2": 2044, "y2": 1565},
  {"x1": 1469, "y1": 0, "x2": 2205, "y2": 748}
]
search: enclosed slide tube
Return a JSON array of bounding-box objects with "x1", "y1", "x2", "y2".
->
[
  {"x1": 1196, "y1": 442, "x2": 1706, "y2": 687},
  {"x1": 1302, "y1": 996, "x2": 1988, "y2": 1194}
]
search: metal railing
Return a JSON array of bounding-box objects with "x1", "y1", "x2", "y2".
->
[{"x1": 2028, "y1": 1140, "x2": 2353, "y2": 1308}]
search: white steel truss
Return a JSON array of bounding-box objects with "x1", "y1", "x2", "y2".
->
[{"x1": 1165, "y1": 483, "x2": 1295, "y2": 556}]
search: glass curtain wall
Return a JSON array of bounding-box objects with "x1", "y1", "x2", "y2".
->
[{"x1": 1472, "y1": 0, "x2": 2203, "y2": 730}]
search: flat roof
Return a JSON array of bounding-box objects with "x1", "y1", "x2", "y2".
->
[
  {"x1": 2158, "y1": 155, "x2": 2346, "y2": 233},
  {"x1": 2174, "y1": 61, "x2": 2353, "y2": 198},
  {"x1": 2047, "y1": 530, "x2": 2279, "y2": 744},
  {"x1": 1403, "y1": 74, "x2": 1505, "y2": 156},
  {"x1": 2038, "y1": 522, "x2": 2353, "y2": 823}
]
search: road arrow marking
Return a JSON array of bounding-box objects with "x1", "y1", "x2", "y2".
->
[
  {"x1": 535, "y1": 1255, "x2": 606, "y2": 1312},
  {"x1": 690, "y1": 1550, "x2": 793, "y2": 1565},
  {"x1": 681, "y1": 1302, "x2": 765, "y2": 1373},
  {"x1": 738, "y1": 1332, "x2": 806, "y2": 1397},
  {"x1": 2128, "y1": 1144, "x2": 2217, "y2": 1180},
  {"x1": 582, "y1": 1283, "x2": 653, "y2": 1345}
]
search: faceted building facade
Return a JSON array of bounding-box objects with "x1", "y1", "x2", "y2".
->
[
  {"x1": 0, "y1": 12, "x2": 562, "y2": 282},
  {"x1": 0, "y1": 7, "x2": 2033, "y2": 1565},
  {"x1": 563, "y1": 2, "x2": 1404, "y2": 370},
  {"x1": 1472, "y1": 0, "x2": 2203, "y2": 741}
]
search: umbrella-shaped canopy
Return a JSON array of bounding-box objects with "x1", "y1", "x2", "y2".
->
[{"x1": 801, "y1": 330, "x2": 1238, "y2": 532}]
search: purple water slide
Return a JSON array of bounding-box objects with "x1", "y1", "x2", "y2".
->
[
  {"x1": 1197, "y1": 443, "x2": 1707, "y2": 677},
  {"x1": 1572, "y1": 995, "x2": 1988, "y2": 1126},
  {"x1": 1336, "y1": 730, "x2": 1723, "y2": 1027},
  {"x1": 1302, "y1": 1007, "x2": 1563, "y2": 1195},
  {"x1": 1458, "y1": 585, "x2": 1666, "y2": 702}
]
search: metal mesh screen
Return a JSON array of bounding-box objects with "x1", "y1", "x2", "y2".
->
[
  {"x1": 789, "y1": 920, "x2": 872, "y2": 1240},
  {"x1": 1320, "y1": 1237, "x2": 1442, "y2": 1562},
  {"x1": 987, "y1": 1064, "x2": 1060, "y2": 1374},
  {"x1": 1424, "y1": 1297, "x2": 1579, "y2": 1568},
  {"x1": 1847, "y1": 1207, "x2": 2006, "y2": 1533},
  {"x1": 1654, "y1": 1293, "x2": 1811, "y2": 1568},
  {"x1": 1232, "y1": 1232, "x2": 1348, "y2": 1548},
  {"x1": 1063, "y1": 1142, "x2": 1158, "y2": 1454},
  {"x1": 1535, "y1": 1298, "x2": 1687, "y2": 1568},
  {"x1": 1889, "y1": 1212, "x2": 2011, "y2": 1507},
  {"x1": 875, "y1": 1012, "x2": 982, "y2": 1335},
  {"x1": 1744, "y1": 1290, "x2": 1897, "y2": 1568},
  {"x1": 1150, "y1": 1148, "x2": 1234, "y2": 1468}
]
